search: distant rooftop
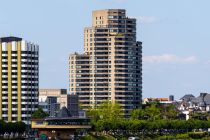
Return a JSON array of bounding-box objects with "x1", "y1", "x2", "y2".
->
[
  {"x1": 0, "y1": 36, "x2": 22, "y2": 42},
  {"x1": 180, "y1": 94, "x2": 195, "y2": 101}
]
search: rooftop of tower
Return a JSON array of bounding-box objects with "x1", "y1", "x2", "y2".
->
[
  {"x1": 93, "y1": 9, "x2": 126, "y2": 12},
  {"x1": 92, "y1": 9, "x2": 126, "y2": 16},
  {"x1": 0, "y1": 36, "x2": 22, "y2": 43},
  {"x1": 92, "y1": 9, "x2": 128, "y2": 27}
]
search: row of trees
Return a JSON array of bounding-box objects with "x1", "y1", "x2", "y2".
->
[
  {"x1": 0, "y1": 120, "x2": 26, "y2": 135},
  {"x1": 87, "y1": 101, "x2": 210, "y2": 137},
  {"x1": 93, "y1": 119, "x2": 210, "y2": 133}
]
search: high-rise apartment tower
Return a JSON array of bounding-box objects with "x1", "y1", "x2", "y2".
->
[
  {"x1": 0, "y1": 37, "x2": 39, "y2": 124},
  {"x1": 69, "y1": 9, "x2": 142, "y2": 116}
]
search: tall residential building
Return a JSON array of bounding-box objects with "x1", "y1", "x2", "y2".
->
[
  {"x1": 39, "y1": 89, "x2": 67, "y2": 108},
  {"x1": 69, "y1": 9, "x2": 142, "y2": 116},
  {"x1": 0, "y1": 37, "x2": 39, "y2": 124}
]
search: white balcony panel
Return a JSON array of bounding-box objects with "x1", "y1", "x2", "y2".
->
[
  {"x1": 21, "y1": 75, "x2": 27, "y2": 78},
  {"x1": 2, "y1": 97, "x2": 8, "y2": 99},
  {"x1": 21, "y1": 70, "x2": 27, "y2": 72},
  {"x1": 12, "y1": 96, "x2": 18, "y2": 99},
  {"x1": 12, "y1": 59, "x2": 17, "y2": 62},
  {"x1": 21, "y1": 59, "x2": 27, "y2": 62},
  {"x1": 21, "y1": 108, "x2": 28, "y2": 111},
  {"x1": 22, "y1": 114, "x2": 31, "y2": 117},
  {"x1": 12, "y1": 64, "x2": 17, "y2": 67},
  {"x1": 2, "y1": 70, "x2": 7, "y2": 72},
  {"x1": 11, "y1": 54, "x2": 17, "y2": 56},
  {"x1": 12, "y1": 75, "x2": 17, "y2": 78},
  {"x1": 2, "y1": 75, "x2": 7, "y2": 78},
  {"x1": 2, "y1": 114, "x2": 8, "y2": 117},
  {"x1": 12, "y1": 108, "x2": 18, "y2": 111},
  {"x1": 2, "y1": 108, "x2": 8, "y2": 111},
  {"x1": 2, "y1": 59, "x2": 7, "y2": 62}
]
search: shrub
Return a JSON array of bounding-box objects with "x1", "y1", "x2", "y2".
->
[{"x1": 188, "y1": 132, "x2": 207, "y2": 139}]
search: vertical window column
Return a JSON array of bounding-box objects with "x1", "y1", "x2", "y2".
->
[
  {"x1": 7, "y1": 43, "x2": 12, "y2": 122},
  {"x1": 17, "y1": 42, "x2": 21, "y2": 121}
]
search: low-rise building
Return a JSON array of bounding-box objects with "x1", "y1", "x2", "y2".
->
[
  {"x1": 39, "y1": 89, "x2": 67, "y2": 108},
  {"x1": 179, "y1": 93, "x2": 210, "y2": 112},
  {"x1": 177, "y1": 93, "x2": 210, "y2": 120},
  {"x1": 31, "y1": 107, "x2": 91, "y2": 139}
]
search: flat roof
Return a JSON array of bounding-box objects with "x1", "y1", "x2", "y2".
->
[
  {"x1": 45, "y1": 117, "x2": 90, "y2": 121},
  {"x1": 0, "y1": 36, "x2": 22, "y2": 42}
]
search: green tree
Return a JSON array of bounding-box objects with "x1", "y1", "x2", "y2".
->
[
  {"x1": 161, "y1": 104, "x2": 179, "y2": 120},
  {"x1": 190, "y1": 112, "x2": 209, "y2": 120},
  {"x1": 31, "y1": 108, "x2": 49, "y2": 119},
  {"x1": 131, "y1": 102, "x2": 161, "y2": 121},
  {"x1": 0, "y1": 120, "x2": 6, "y2": 134},
  {"x1": 146, "y1": 103, "x2": 162, "y2": 120},
  {"x1": 15, "y1": 121, "x2": 26, "y2": 134},
  {"x1": 131, "y1": 109, "x2": 148, "y2": 120},
  {"x1": 88, "y1": 101, "x2": 123, "y2": 131}
]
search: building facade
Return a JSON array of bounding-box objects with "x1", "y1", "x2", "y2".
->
[
  {"x1": 69, "y1": 9, "x2": 142, "y2": 116},
  {"x1": 67, "y1": 94, "x2": 79, "y2": 117},
  {"x1": 39, "y1": 89, "x2": 67, "y2": 108},
  {"x1": 46, "y1": 96, "x2": 60, "y2": 117},
  {"x1": 0, "y1": 37, "x2": 39, "y2": 124}
]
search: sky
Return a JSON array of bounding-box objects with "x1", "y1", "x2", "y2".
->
[{"x1": 0, "y1": 0, "x2": 210, "y2": 99}]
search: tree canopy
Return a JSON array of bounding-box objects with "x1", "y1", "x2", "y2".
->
[
  {"x1": 131, "y1": 102, "x2": 178, "y2": 120},
  {"x1": 31, "y1": 108, "x2": 49, "y2": 119},
  {"x1": 0, "y1": 120, "x2": 26, "y2": 134}
]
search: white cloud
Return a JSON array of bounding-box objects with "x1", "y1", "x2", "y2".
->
[
  {"x1": 136, "y1": 16, "x2": 159, "y2": 24},
  {"x1": 143, "y1": 54, "x2": 198, "y2": 64}
]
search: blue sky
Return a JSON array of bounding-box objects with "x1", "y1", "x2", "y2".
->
[{"x1": 0, "y1": 0, "x2": 210, "y2": 99}]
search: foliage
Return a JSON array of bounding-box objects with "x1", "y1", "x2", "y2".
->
[
  {"x1": 80, "y1": 134, "x2": 116, "y2": 140},
  {"x1": 87, "y1": 101, "x2": 210, "y2": 139},
  {"x1": 188, "y1": 132, "x2": 208, "y2": 139},
  {"x1": 0, "y1": 120, "x2": 26, "y2": 134},
  {"x1": 190, "y1": 112, "x2": 210, "y2": 120},
  {"x1": 88, "y1": 101, "x2": 123, "y2": 131},
  {"x1": 31, "y1": 108, "x2": 49, "y2": 119},
  {"x1": 131, "y1": 102, "x2": 178, "y2": 120}
]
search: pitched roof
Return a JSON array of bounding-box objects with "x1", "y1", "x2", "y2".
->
[
  {"x1": 180, "y1": 94, "x2": 195, "y2": 101},
  {"x1": 56, "y1": 107, "x2": 71, "y2": 118}
]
